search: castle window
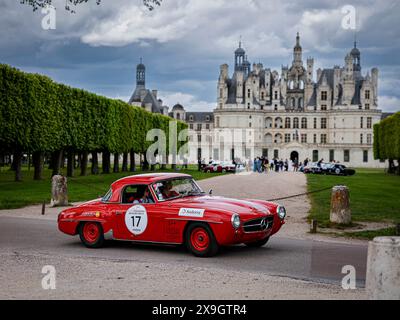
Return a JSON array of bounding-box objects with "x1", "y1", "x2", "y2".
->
[
  {"x1": 177, "y1": 113, "x2": 181, "y2": 120},
  {"x1": 197, "y1": 124, "x2": 202, "y2": 131},
  {"x1": 247, "y1": 103, "x2": 251, "y2": 109},
  {"x1": 206, "y1": 124, "x2": 210, "y2": 130},
  {"x1": 367, "y1": 134, "x2": 372, "y2": 144},
  {"x1": 248, "y1": 89, "x2": 251, "y2": 98},
  {"x1": 365, "y1": 104, "x2": 370, "y2": 110},
  {"x1": 367, "y1": 117, "x2": 372, "y2": 129},
  {"x1": 285, "y1": 118, "x2": 291, "y2": 129},
  {"x1": 363, "y1": 150, "x2": 369, "y2": 163},
  {"x1": 301, "y1": 134, "x2": 307, "y2": 143},
  {"x1": 301, "y1": 118, "x2": 307, "y2": 129},
  {"x1": 360, "y1": 117, "x2": 364, "y2": 129},
  {"x1": 274, "y1": 91, "x2": 278, "y2": 100},
  {"x1": 321, "y1": 91, "x2": 328, "y2": 101},
  {"x1": 293, "y1": 118, "x2": 299, "y2": 129},
  {"x1": 360, "y1": 134, "x2": 363, "y2": 144},
  {"x1": 261, "y1": 92, "x2": 265, "y2": 100},
  {"x1": 313, "y1": 134, "x2": 317, "y2": 144},
  {"x1": 285, "y1": 134, "x2": 291, "y2": 143},
  {"x1": 321, "y1": 134, "x2": 327, "y2": 144},
  {"x1": 189, "y1": 124, "x2": 194, "y2": 130},
  {"x1": 206, "y1": 116, "x2": 210, "y2": 122},
  {"x1": 220, "y1": 89, "x2": 223, "y2": 98},
  {"x1": 365, "y1": 90, "x2": 370, "y2": 100},
  {"x1": 274, "y1": 105, "x2": 278, "y2": 111},
  {"x1": 189, "y1": 115, "x2": 194, "y2": 122},
  {"x1": 329, "y1": 150, "x2": 335, "y2": 162},
  {"x1": 312, "y1": 150, "x2": 319, "y2": 162},
  {"x1": 314, "y1": 118, "x2": 317, "y2": 129},
  {"x1": 344, "y1": 150, "x2": 350, "y2": 163},
  {"x1": 321, "y1": 105, "x2": 327, "y2": 111},
  {"x1": 321, "y1": 118, "x2": 327, "y2": 129}
]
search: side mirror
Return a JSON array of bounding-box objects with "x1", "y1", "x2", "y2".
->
[{"x1": 209, "y1": 189, "x2": 213, "y2": 196}]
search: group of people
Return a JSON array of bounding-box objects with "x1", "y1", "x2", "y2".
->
[{"x1": 249, "y1": 157, "x2": 307, "y2": 173}]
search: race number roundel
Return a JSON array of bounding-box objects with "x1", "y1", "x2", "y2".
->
[{"x1": 125, "y1": 205, "x2": 148, "y2": 235}]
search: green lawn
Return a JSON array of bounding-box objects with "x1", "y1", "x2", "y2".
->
[
  {"x1": 0, "y1": 165, "x2": 225, "y2": 210},
  {"x1": 307, "y1": 169, "x2": 400, "y2": 228}
]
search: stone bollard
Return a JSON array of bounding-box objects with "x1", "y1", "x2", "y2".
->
[
  {"x1": 50, "y1": 175, "x2": 69, "y2": 207},
  {"x1": 366, "y1": 237, "x2": 400, "y2": 300},
  {"x1": 330, "y1": 185, "x2": 351, "y2": 225}
]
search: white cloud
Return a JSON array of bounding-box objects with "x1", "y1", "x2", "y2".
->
[
  {"x1": 159, "y1": 91, "x2": 215, "y2": 112},
  {"x1": 379, "y1": 96, "x2": 400, "y2": 113}
]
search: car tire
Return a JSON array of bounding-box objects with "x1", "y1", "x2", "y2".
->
[
  {"x1": 79, "y1": 222, "x2": 105, "y2": 249},
  {"x1": 335, "y1": 168, "x2": 341, "y2": 175},
  {"x1": 245, "y1": 236, "x2": 270, "y2": 248},
  {"x1": 186, "y1": 223, "x2": 219, "y2": 257}
]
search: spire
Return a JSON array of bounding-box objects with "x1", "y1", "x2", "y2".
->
[
  {"x1": 296, "y1": 32, "x2": 300, "y2": 47},
  {"x1": 136, "y1": 58, "x2": 145, "y2": 87}
]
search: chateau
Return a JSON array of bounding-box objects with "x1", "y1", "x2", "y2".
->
[
  {"x1": 202, "y1": 33, "x2": 383, "y2": 167},
  {"x1": 131, "y1": 33, "x2": 385, "y2": 168}
]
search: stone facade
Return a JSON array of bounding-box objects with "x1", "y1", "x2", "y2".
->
[{"x1": 212, "y1": 33, "x2": 384, "y2": 168}]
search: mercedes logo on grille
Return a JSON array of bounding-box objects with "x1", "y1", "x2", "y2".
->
[{"x1": 261, "y1": 219, "x2": 267, "y2": 230}]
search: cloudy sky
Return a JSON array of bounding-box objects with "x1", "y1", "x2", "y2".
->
[{"x1": 1, "y1": 0, "x2": 399, "y2": 112}]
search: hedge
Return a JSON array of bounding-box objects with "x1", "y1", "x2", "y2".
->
[
  {"x1": 374, "y1": 112, "x2": 400, "y2": 173},
  {"x1": 0, "y1": 64, "x2": 187, "y2": 180}
]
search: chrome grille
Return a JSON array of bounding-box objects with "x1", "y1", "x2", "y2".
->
[{"x1": 243, "y1": 216, "x2": 274, "y2": 233}]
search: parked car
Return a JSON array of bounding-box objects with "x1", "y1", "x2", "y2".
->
[
  {"x1": 58, "y1": 173, "x2": 286, "y2": 257},
  {"x1": 322, "y1": 163, "x2": 356, "y2": 176},
  {"x1": 203, "y1": 161, "x2": 236, "y2": 173},
  {"x1": 303, "y1": 162, "x2": 323, "y2": 174}
]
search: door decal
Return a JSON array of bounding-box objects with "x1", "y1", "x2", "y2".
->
[{"x1": 125, "y1": 205, "x2": 148, "y2": 235}]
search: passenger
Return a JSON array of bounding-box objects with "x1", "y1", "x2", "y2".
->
[{"x1": 162, "y1": 181, "x2": 179, "y2": 199}]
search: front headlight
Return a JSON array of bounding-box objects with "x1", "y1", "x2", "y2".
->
[
  {"x1": 231, "y1": 214, "x2": 241, "y2": 229},
  {"x1": 277, "y1": 206, "x2": 286, "y2": 220}
]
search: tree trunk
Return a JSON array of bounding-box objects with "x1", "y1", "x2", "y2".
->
[
  {"x1": 142, "y1": 153, "x2": 149, "y2": 171},
  {"x1": 102, "y1": 151, "x2": 110, "y2": 174},
  {"x1": 122, "y1": 152, "x2": 128, "y2": 172},
  {"x1": 91, "y1": 152, "x2": 99, "y2": 175},
  {"x1": 388, "y1": 159, "x2": 395, "y2": 174},
  {"x1": 33, "y1": 151, "x2": 44, "y2": 180},
  {"x1": 51, "y1": 150, "x2": 63, "y2": 177},
  {"x1": 130, "y1": 150, "x2": 136, "y2": 172},
  {"x1": 80, "y1": 151, "x2": 88, "y2": 176},
  {"x1": 67, "y1": 149, "x2": 74, "y2": 177},
  {"x1": 113, "y1": 153, "x2": 120, "y2": 173},
  {"x1": 13, "y1": 148, "x2": 22, "y2": 182}
]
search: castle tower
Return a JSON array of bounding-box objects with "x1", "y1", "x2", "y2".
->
[
  {"x1": 235, "y1": 41, "x2": 246, "y2": 72},
  {"x1": 351, "y1": 41, "x2": 361, "y2": 79},
  {"x1": 136, "y1": 58, "x2": 145, "y2": 88},
  {"x1": 293, "y1": 32, "x2": 303, "y2": 67}
]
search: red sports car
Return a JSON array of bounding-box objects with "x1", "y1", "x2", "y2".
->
[{"x1": 58, "y1": 173, "x2": 286, "y2": 257}]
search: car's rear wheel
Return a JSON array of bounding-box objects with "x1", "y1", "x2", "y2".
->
[
  {"x1": 245, "y1": 236, "x2": 270, "y2": 248},
  {"x1": 79, "y1": 222, "x2": 105, "y2": 248},
  {"x1": 186, "y1": 223, "x2": 218, "y2": 257}
]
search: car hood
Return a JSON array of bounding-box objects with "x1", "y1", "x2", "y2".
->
[{"x1": 169, "y1": 196, "x2": 272, "y2": 219}]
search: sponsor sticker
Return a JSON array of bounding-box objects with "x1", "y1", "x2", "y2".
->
[
  {"x1": 178, "y1": 208, "x2": 205, "y2": 218},
  {"x1": 125, "y1": 205, "x2": 148, "y2": 235}
]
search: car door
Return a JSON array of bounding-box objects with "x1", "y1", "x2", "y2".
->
[{"x1": 112, "y1": 184, "x2": 159, "y2": 242}]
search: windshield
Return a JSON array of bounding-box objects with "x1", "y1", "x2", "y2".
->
[{"x1": 151, "y1": 178, "x2": 204, "y2": 202}]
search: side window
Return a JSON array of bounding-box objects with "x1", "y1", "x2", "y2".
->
[
  {"x1": 102, "y1": 189, "x2": 112, "y2": 202},
  {"x1": 122, "y1": 185, "x2": 154, "y2": 204}
]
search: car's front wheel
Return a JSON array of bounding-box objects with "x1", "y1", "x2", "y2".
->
[
  {"x1": 79, "y1": 222, "x2": 105, "y2": 248},
  {"x1": 186, "y1": 223, "x2": 219, "y2": 257},
  {"x1": 245, "y1": 236, "x2": 270, "y2": 248}
]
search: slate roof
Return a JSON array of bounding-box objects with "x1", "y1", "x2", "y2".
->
[{"x1": 186, "y1": 112, "x2": 214, "y2": 123}]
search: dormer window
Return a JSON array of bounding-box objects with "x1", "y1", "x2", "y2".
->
[
  {"x1": 189, "y1": 115, "x2": 194, "y2": 122},
  {"x1": 206, "y1": 116, "x2": 210, "y2": 122}
]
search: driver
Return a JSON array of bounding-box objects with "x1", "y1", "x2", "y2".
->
[
  {"x1": 162, "y1": 181, "x2": 179, "y2": 199},
  {"x1": 133, "y1": 188, "x2": 154, "y2": 204}
]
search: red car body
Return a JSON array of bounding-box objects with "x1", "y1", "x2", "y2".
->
[
  {"x1": 203, "y1": 162, "x2": 236, "y2": 173},
  {"x1": 58, "y1": 173, "x2": 286, "y2": 257}
]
